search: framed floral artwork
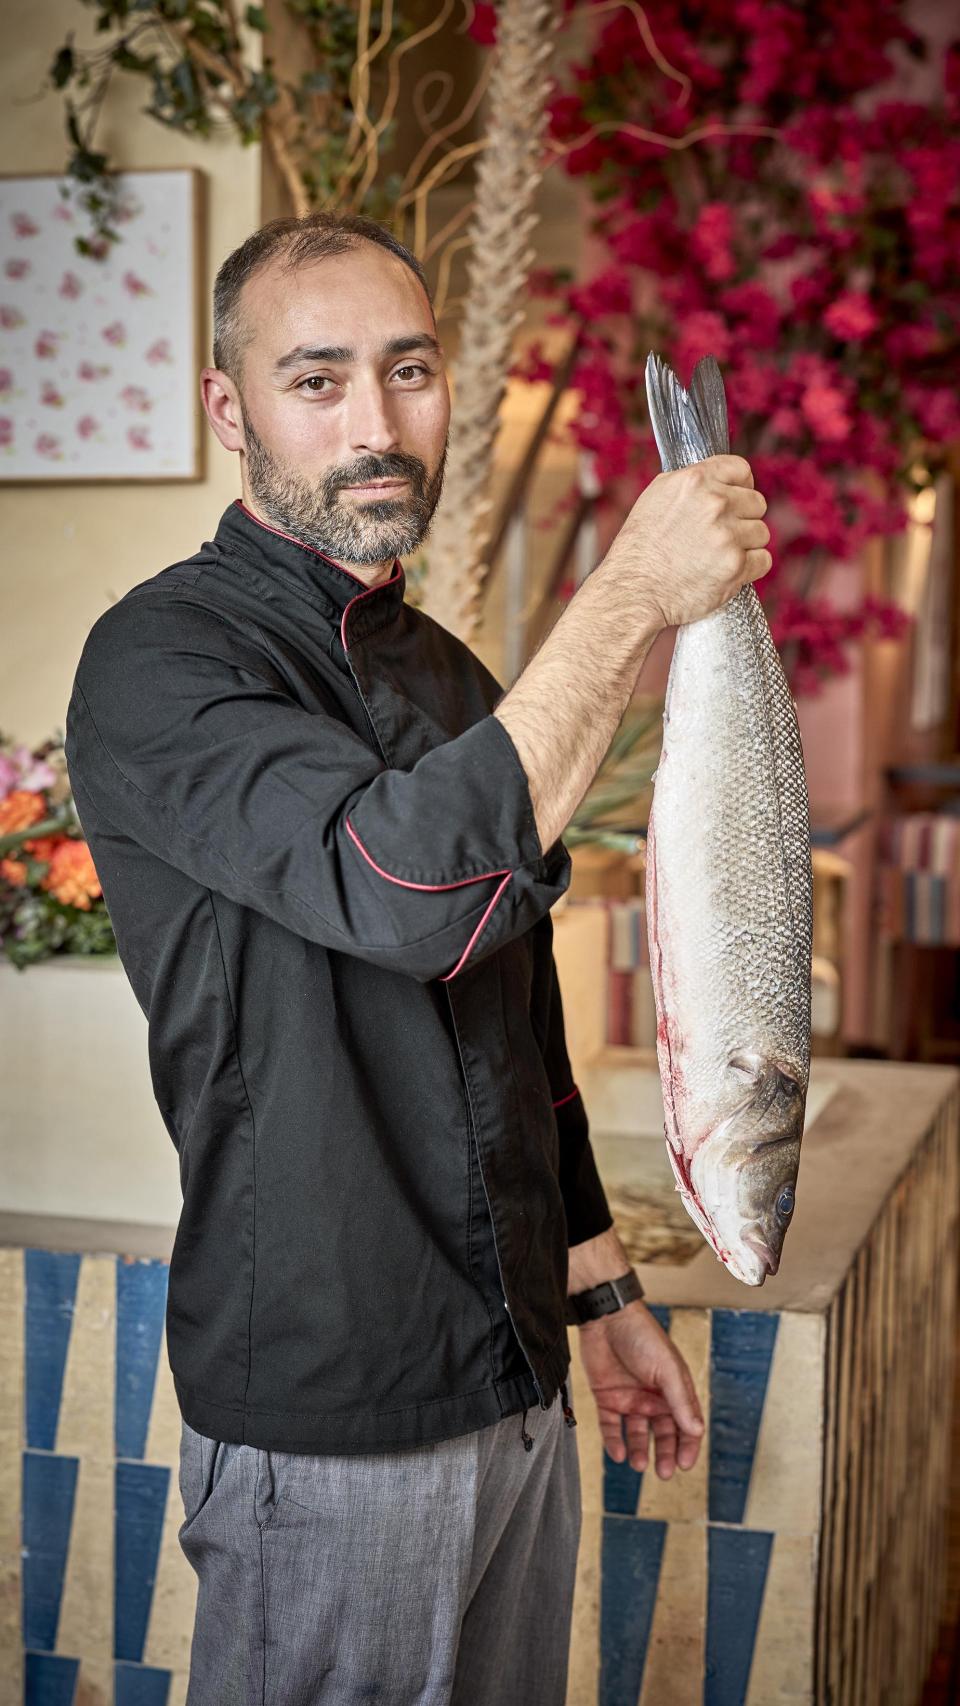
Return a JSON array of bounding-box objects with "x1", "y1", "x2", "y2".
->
[{"x1": 0, "y1": 167, "x2": 205, "y2": 482}]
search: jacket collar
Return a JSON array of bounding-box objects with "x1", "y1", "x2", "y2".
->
[{"x1": 214, "y1": 498, "x2": 406, "y2": 647}]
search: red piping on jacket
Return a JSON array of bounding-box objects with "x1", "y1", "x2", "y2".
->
[
  {"x1": 552, "y1": 1085, "x2": 579, "y2": 1111},
  {"x1": 344, "y1": 816, "x2": 514, "y2": 981},
  {"x1": 233, "y1": 501, "x2": 402, "y2": 648}
]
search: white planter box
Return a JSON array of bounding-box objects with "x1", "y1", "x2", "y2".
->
[{"x1": 0, "y1": 954, "x2": 181, "y2": 1227}]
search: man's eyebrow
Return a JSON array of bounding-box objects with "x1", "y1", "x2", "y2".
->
[{"x1": 272, "y1": 334, "x2": 442, "y2": 374}]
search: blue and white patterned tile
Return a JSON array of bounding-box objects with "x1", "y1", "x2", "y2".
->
[
  {"x1": 57, "y1": 1257, "x2": 115, "y2": 1466},
  {"x1": 24, "y1": 1252, "x2": 81, "y2": 1455},
  {"x1": 746, "y1": 1531, "x2": 818, "y2": 1703},
  {"x1": 114, "y1": 1463, "x2": 171, "y2": 1666},
  {"x1": 708, "y1": 1310, "x2": 780, "y2": 1526},
  {"x1": 23, "y1": 1650, "x2": 79, "y2": 1706},
  {"x1": 0, "y1": 1249, "x2": 25, "y2": 1706},
  {"x1": 599, "y1": 1516, "x2": 667, "y2": 1706},
  {"x1": 57, "y1": 1455, "x2": 113, "y2": 1671},
  {"x1": 114, "y1": 1660, "x2": 173, "y2": 1705},
  {"x1": 705, "y1": 1524, "x2": 775, "y2": 1706},
  {"x1": 742, "y1": 1312, "x2": 824, "y2": 1535},
  {"x1": 115, "y1": 1261, "x2": 168, "y2": 1464},
  {"x1": 21, "y1": 1452, "x2": 79, "y2": 1654},
  {"x1": 638, "y1": 1521, "x2": 707, "y2": 1706}
]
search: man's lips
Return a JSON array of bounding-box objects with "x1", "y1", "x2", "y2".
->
[{"x1": 341, "y1": 479, "x2": 409, "y2": 495}]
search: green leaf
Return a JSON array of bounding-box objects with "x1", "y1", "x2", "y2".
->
[
  {"x1": 245, "y1": 4, "x2": 267, "y2": 29},
  {"x1": 51, "y1": 44, "x2": 75, "y2": 89}
]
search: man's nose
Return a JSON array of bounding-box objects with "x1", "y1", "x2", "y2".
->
[{"x1": 346, "y1": 380, "x2": 401, "y2": 456}]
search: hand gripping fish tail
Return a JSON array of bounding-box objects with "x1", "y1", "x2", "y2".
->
[{"x1": 643, "y1": 351, "x2": 814, "y2": 1289}]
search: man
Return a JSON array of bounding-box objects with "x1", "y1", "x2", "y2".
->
[{"x1": 64, "y1": 211, "x2": 771, "y2": 1704}]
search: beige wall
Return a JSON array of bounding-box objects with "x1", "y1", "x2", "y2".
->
[{"x1": 1, "y1": 0, "x2": 263, "y2": 747}]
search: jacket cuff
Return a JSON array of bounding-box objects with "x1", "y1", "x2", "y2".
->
[{"x1": 554, "y1": 1085, "x2": 615, "y2": 1247}]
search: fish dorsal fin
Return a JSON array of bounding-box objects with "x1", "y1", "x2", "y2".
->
[{"x1": 645, "y1": 352, "x2": 730, "y2": 472}]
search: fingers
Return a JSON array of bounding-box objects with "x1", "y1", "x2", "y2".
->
[
  {"x1": 744, "y1": 547, "x2": 773, "y2": 582},
  {"x1": 660, "y1": 1351, "x2": 705, "y2": 1447},
  {"x1": 650, "y1": 1411, "x2": 678, "y2": 1478},
  {"x1": 624, "y1": 1411, "x2": 650, "y2": 1473},
  {"x1": 704, "y1": 453, "x2": 754, "y2": 487}
]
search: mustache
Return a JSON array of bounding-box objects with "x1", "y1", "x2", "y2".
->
[{"x1": 326, "y1": 454, "x2": 428, "y2": 495}]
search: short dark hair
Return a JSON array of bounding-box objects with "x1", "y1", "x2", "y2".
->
[{"x1": 212, "y1": 211, "x2": 434, "y2": 384}]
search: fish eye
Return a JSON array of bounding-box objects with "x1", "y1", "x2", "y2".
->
[{"x1": 775, "y1": 1185, "x2": 796, "y2": 1220}]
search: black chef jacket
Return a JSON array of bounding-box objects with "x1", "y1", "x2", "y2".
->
[{"x1": 63, "y1": 497, "x2": 613, "y2": 1453}]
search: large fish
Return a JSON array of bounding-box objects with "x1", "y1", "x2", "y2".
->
[{"x1": 643, "y1": 352, "x2": 813, "y2": 1287}]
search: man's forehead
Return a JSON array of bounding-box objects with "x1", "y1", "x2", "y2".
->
[{"x1": 244, "y1": 249, "x2": 438, "y2": 369}]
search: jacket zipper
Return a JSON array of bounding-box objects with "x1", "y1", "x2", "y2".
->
[
  {"x1": 446, "y1": 988, "x2": 546, "y2": 1410},
  {"x1": 348, "y1": 668, "x2": 549, "y2": 1412}
]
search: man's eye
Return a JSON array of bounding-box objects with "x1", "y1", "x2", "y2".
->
[
  {"x1": 394, "y1": 365, "x2": 430, "y2": 382},
  {"x1": 298, "y1": 375, "x2": 335, "y2": 393}
]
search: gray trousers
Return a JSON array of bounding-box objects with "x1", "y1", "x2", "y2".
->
[{"x1": 177, "y1": 1385, "x2": 582, "y2": 1705}]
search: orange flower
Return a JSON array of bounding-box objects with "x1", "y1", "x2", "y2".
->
[
  {"x1": 0, "y1": 856, "x2": 27, "y2": 885},
  {"x1": 40, "y1": 838, "x2": 102, "y2": 910},
  {"x1": 0, "y1": 789, "x2": 46, "y2": 835}
]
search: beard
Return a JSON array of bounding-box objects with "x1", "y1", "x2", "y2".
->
[{"x1": 238, "y1": 395, "x2": 447, "y2": 565}]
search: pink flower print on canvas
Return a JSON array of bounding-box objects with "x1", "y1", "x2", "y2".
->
[
  {"x1": 0, "y1": 305, "x2": 25, "y2": 329},
  {"x1": 122, "y1": 270, "x2": 152, "y2": 297},
  {"x1": 145, "y1": 337, "x2": 172, "y2": 365},
  {"x1": 77, "y1": 360, "x2": 112, "y2": 381},
  {"x1": 101, "y1": 321, "x2": 127, "y2": 347},
  {"x1": 5, "y1": 258, "x2": 30, "y2": 280},
  {"x1": 127, "y1": 425, "x2": 152, "y2": 452},
  {"x1": 59, "y1": 271, "x2": 83, "y2": 299},
  {"x1": 35, "y1": 330, "x2": 61, "y2": 359},
  {"x1": 76, "y1": 415, "x2": 100, "y2": 439},
  {"x1": 0, "y1": 369, "x2": 12, "y2": 395},
  {"x1": 35, "y1": 433, "x2": 62, "y2": 458},
  {"x1": 11, "y1": 212, "x2": 40, "y2": 239},
  {"x1": 0, "y1": 417, "x2": 13, "y2": 448},
  {"x1": 40, "y1": 380, "x2": 65, "y2": 408},
  {"x1": 120, "y1": 384, "x2": 152, "y2": 413}
]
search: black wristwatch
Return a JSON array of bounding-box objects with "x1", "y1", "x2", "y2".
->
[{"x1": 565, "y1": 1268, "x2": 645, "y2": 1325}]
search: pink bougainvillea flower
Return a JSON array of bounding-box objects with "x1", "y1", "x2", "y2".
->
[
  {"x1": 40, "y1": 381, "x2": 64, "y2": 408},
  {"x1": 906, "y1": 385, "x2": 960, "y2": 444},
  {"x1": 76, "y1": 415, "x2": 100, "y2": 439},
  {"x1": 823, "y1": 291, "x2": 879, "y2": 340},
  {"x1": 673, "y1": 310, "x2": 734, "y2": 379},
  {"x1": 34, "y1": 330, "x2": 60, "y2": 359},
  {"x1": 0, "y1": 369, "x2": 12, "y2": 394},
  {"x1": 11, "y1": 212, "x2": 39, "y2": 238},
  {"x1": 126, "y1": 425, "x2": 152, "y2": 451},
  {"x1": 568, "y1": 267, "x2": 632, "y2": 319},
  {"x1": 101, "y1": 321, "x2": 127, "y2": 346},
  {"x1": 0, "y1": 417, "x2": 13, "y2": 448},
  {"x1": 58, "y1": 271, "x2": 83, "y2": 299},
  {"x1": 466, "y1": 1, "x2": 498, "y2": 44},
  {"x1": 0, "y1": 305, "x2": 24, "y2": 329},
  {"x1": 77, "y1": 360, "x2": 111, "y2": 381},
  {"x1": 122, "y1": 270, "x2": 153, "y2": 297},
  {"x1": 120, "y1": 384, "x2": 152, "y2": 413},
  {"x1": 35, "y1": 433, "x2": 62, "y2": 458},
  {"x1": 5, "y1": 257, "x2": 29, "y2": 279},
  {"x1": 804, "y1": 380, "x2": 855, "y2": 443},
  {"x1": 690, "y1": 201, "x2": 737, "y2": 281},
  {"x1": 145, "y1": 338, "x2": 172, "y2": 365}
]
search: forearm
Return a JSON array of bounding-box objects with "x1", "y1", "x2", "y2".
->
[
  {"x1": 567, "y1": 1222, "x2": 637, "y2": 1294},
  {"x1": 494, "y1": 558, "x2": 661, "y2": 854}
]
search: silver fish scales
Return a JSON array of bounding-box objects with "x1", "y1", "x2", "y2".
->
[{"x1": 643, "y1": 352, "x2": 813, "y2": 1287}]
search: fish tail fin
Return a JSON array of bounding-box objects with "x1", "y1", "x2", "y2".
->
[{"x1": 644, "y1": 351, "x2": 730, "y2": 472}]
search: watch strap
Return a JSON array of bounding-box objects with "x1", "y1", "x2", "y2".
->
[{"x1": 565, "y1": 1268, "x2": 645, "y2": 1325}]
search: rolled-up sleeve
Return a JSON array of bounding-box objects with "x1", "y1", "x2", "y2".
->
[
  {"x1": 529, "y1": 912, "x2": 614, "y2": 1247},
  {"x1": 64, "y1": 595, "x2": 570, "y2": 984}
]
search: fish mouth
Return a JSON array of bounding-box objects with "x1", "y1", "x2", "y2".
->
[{"x1": 741, "y1": 1229, "x2": 780, "y2": 1278}]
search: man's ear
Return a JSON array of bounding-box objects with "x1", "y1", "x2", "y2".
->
[{"x1": 200, "y1": 368, "x2": 246, "y2": 455}]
